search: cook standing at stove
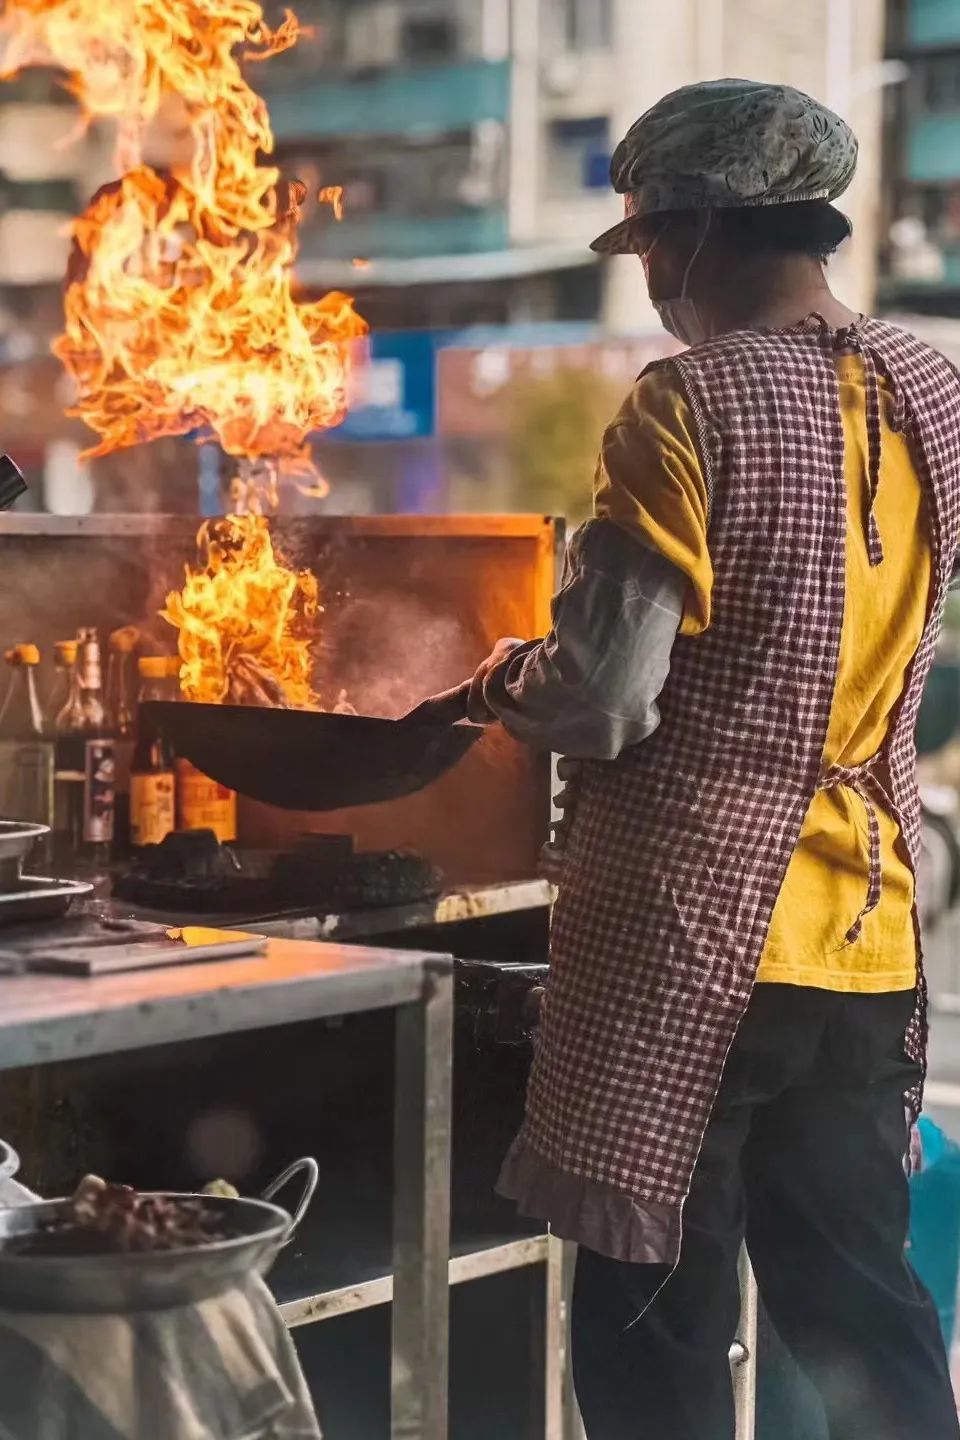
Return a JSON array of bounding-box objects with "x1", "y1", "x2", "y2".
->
[{"x1": 459, "y1": 81, "x2": 960, "y2": 1440}]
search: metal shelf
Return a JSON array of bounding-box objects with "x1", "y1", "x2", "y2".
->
[
  {"x1": 0, "y1": 513, "x2": 557, "y2": 539},
  {"x1": 114, "y1": 879, "x2": 554, "y2": 944},
  {"x1": 279, "y1": 1233, "x2": 549, "y2": 1328}
]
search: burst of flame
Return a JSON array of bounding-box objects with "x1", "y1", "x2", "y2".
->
[
  {"x1": 1, "y1": 0, "x2": 367, "y2": 706},
  {"x1": 56, "y1": 167, "x2": 365, "y2": 461},
  {"x1": 0, "y1": 0, "x2": 367, "y2": 461},
  {"x1": 161, "y1": 512, "x2": 319, "y2": 708}
]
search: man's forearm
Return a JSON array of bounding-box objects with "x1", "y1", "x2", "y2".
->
[{"x1": 480, "y1": 519, "x2": 686, "y2": 759}]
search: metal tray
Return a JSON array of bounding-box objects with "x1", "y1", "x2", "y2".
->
[
  {"x1": 0, "y1": 1158, "x2": 318, "y2": 1313},
  {"x1": 0, "y1": 876, "x2": 93, "y2": 927},
  {"x1": 0, "y1": 823, "x2": 49, "y2": 890}
]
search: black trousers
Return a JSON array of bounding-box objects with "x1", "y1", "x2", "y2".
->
[{"x1": 572, "y1": 985, "x2": 960, "y2": 1440}]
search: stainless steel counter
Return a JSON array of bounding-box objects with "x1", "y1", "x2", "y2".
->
[{"x1": 0, "y1": 937, "x2": 454, "y2": 1440}]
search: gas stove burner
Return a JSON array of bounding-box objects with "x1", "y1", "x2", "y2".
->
[
  {"x1": 114, "y1": 830, "x2": 442, "y2": 915},
  {"x1": 113, "y1": 830, "x2": 273, "y2": 913},
  {"x1": 271, "y1": 835, "x2": 441, "y2": 911}
]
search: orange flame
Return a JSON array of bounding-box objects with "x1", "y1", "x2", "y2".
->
[
  {"x1": 1, "y1": 0, "x2": 367, "y2": 706},
  {"x1": 161, "y1": 513, "x2": 319, "y2": 708},
  {"x1": 0, "y1": 1, "x2": 367, "y2": 461},
  {"x1": 318, "y1": 184, "x2": 344, "y2": 221}
]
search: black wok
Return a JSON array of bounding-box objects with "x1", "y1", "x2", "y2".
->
[{"x1": 143, "y1": 684, "x2": 481, "y2": 813}]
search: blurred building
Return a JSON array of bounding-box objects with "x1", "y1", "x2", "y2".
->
[
  {"x1": 0, "y1": 68, "x2": 110, "y2": 503},
  {"x1": 0, "y1": 0, "x2": 895, "y2": 513},
  {"x1": 262, "y1": 0, "x2": 888, "y2": 334},
  {"x1": 881, "y1": 0, "x2": 960, "y2": 317}
]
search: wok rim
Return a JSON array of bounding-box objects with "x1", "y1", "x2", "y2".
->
[{"x1": 145, "y1": 699, "x2": 482, "y2": 732}]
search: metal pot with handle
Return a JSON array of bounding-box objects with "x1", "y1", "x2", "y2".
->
[{"x1": 0, "y1": 1156, "x2": 319, "y2": 1314}]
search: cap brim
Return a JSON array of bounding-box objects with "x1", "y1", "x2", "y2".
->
[{"x1": 589, "y1": 217, "x2": 636, "y2": 255}]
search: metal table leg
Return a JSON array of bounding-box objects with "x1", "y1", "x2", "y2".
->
[
  {"x1": 732, "y1": 1246, "x2": 758, "y2": 1440},
  {"x1": 391, "y1": 961, "x2": 454, "y2": 1440},
  {"x1": 545, "y1": 1237, "x2": 585, "y2": 1440}
]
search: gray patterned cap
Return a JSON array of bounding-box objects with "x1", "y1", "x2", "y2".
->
[{"x1": 590, "y1": 78, "x2": 858, "y2": 255}]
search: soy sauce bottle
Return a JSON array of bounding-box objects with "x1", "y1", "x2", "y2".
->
[{"x1": 129, "y1": 658, "x2": 176, "y2": 848}]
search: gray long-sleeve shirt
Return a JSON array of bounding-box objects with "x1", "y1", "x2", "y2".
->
[{"x1": 481, "y1": 518, "x2": 687, "y2": 761}]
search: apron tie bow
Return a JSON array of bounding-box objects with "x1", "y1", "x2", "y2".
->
[{"x1": 817, "y1": 755, "x2": 887, "y2": 945}]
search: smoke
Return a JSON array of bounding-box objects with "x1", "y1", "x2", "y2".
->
[{"x1": 324, "y1": 590, "x2": 482, "y2": 717}]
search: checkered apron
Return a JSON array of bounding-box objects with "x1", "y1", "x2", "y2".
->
[{"x1": 502, "y1": 317, "x2": 960, "y2": 1265}]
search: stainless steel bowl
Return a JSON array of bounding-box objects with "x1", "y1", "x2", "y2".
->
[
  {"x1": 0, "y1": 822, "x2": 50, "y2": 890},
  {"x1": 0, "y1": 1157, "x2": 318, "y2": 1314},
  {"x1": 0, "y1": 1195, "x2": 289, "y2": 1312}
]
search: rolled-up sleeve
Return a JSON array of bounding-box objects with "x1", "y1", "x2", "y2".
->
[
  {"x1": 480, "y1": 518, "x2": 685, "y2": 759},
  {"x1": 594, "y1": 366, "x2": 713, "y2": 636}
]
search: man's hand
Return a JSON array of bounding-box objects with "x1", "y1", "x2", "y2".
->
[{"x1": 467, "y1": 637, "x2": 525, "y2": 723}]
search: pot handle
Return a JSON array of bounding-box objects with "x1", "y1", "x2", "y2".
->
[{"x1": 261, "y1": 1157, "x2": 318, "y2": 1242}]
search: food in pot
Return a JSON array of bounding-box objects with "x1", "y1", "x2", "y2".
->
[{"x1": 4, "y1": 1174, "x2": 232, "y2": 1256}]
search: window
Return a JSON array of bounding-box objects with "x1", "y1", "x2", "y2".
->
[
  {"x1": 919, "y1": 55, "x2": 960, "y2": 114},
  {"x1": 562, "y1": 0, "x2": 612, "y2": 50},
  {"x1": 545, "y1": 116, "x2": 611, "y2": 195},
  {"x1": 401, "y1": 15, "x2": 459, "y2": 62}
]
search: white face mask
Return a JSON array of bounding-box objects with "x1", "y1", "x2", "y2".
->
[
  {"x1": 647, "y1": 213, "x2": 713, "y2": 347},
  {"x1": 652, "y1": 295, "x2": 707, "y2": 347}
]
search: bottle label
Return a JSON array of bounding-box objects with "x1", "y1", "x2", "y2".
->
[
  {"x1": 176, "y1": 760, "x2": 237, "y2": 843},
  {"x1": 130, "y1": 771, "x2": 175, "y2": 847},
  {"x1": 83, "y1": 739, "x2": 115, "y2": 844}
]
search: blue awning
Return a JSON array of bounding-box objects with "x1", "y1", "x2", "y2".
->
[{"x1": 297, "y1": 244, "x2": 596, "y2": 288}]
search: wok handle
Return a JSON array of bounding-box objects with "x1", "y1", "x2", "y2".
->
[
  {"x1": 261, "y1": 1157, "x2": 319, "y2": 1243},
  {"x1": 403, "y1": 680, "x2": 472, "y2": 725}
]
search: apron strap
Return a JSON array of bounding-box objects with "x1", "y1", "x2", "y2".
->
[
  {"x1": 818, "y1": 760, "x2": 884, "y2": 945},
  {"x1": 830, "y1": 325, "x2": 885, "y2": 568}
]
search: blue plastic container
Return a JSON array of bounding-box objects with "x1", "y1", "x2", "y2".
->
[{"x1": 909, "y1": 1116, "x2": 960, "y2": 1346}]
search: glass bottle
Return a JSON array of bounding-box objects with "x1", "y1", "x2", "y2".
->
[
  {"x1": 53, "y1": 642, "x2": 85, "y2": 865},
  {"x1": 106, "y1": 627, "x2": 138, "y2": 740},
  {"x1": 129, "y1": 657, "x2": 176, "y2": 848},
  {"x1": 106, "y1": 626, "x2": 138, "y2": 859},
  {"x1": 0, "y1": 645, "x2": 54, "y2": 854},
  {"x1": 0, "y1": 645, "x2": 44, "y2": 737},
  {"x1": 167, "y1": 652, "x2": 237, "y2": 843},
  {"x1": 54, "y1": 628, "x2": 115, "y2": 876},
  {"x1": 46, "y1": 641, "x2": 77, "y2": 735}
]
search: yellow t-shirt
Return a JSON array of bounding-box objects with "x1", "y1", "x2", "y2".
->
[{"x1": 594, "y1": 356, "x2": 930, "y2": 994}]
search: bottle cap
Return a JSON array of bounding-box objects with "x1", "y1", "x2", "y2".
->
[
  {"x1": 54, "y1": 640, "x2": 78, "y2": 664},
  {"x1": 4, "y1": 644, "x2": 40, "y2": 666},
  {"x1": 138, "y1": 656, "x2": 169, "y2": 679},
  {"x1": 109, "y1": 625, "x2": 139, "y2": 654}
]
